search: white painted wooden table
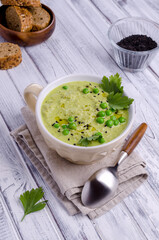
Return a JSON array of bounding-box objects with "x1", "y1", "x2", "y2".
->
[{"x1": 0, "y1": 0, "x2": 159, "y2": 239}]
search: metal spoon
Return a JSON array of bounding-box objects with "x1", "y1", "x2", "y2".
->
[{"x1": 81, "y1": 123, "x2": 147, "y2": 209}]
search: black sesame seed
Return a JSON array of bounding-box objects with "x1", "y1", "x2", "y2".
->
[
  {"x1": 87, "y1": 128, "x2": 89, "y2": 130},
  {"x1": 52, "y1": 123, "x2": 55, "y2": 126},
  {"x1": 87, "y1": 124, "x2": 89, "y2": 127},
  {"x1": 98, "y1": 93, "x2": 100, "y2": 95},
  {"x1": 93, "y1": 96, "x2": 96, "y2": 97},
  {"x1": 78, "y1": 121, "x2": 81, "y2": 124},
  {"x1": 68, "y1": 138, "x2": 70, "y2": 141},
  {"x1": 89, "y1": 83, "x2": 92, "y2": 85},
  {"x1": 82, "y1": 122, "x2": 85, "y2": 124},
  {"x1": 75, "y1": 116, "x2": 78, "y2": 118},
  {"x1": 105, "y1": 131, "x2": 107, "y2": 133},
  {"x1": 75, "y1": 120, "x2": 77, "y2": 122},
  {"x1": 104, "y1": 125, "x2": 107, "y2": 127},
  {"x1": 96, "y1": 108, "x2": 99, "y2": 111},
  {"x1": 73, "y1": 143, "x2": 76, "y2": 146},
  {"x1": 86, "y1": 85, "x2": 89, "y2": 88},
  {"x1": 59, "y1": 119, "x2": 62, "y2": 121},
  {"x1": 81, "y1": 136, "x2": 84, "y2": 138},
  {"x1": 84, "y1": 125, "x2": 87, "y2": 127},
  {"x1": 58, "y1": 130, "x2": 60, "y2": 132},
  {"x1": 56, "y1": 121, "x2": 58, "y2": 123},
  {"x1": 115, "y1": 111, "x2": 118, "y2": 114},
  {"x1": 90, "y1": 91, "x2": 92, "y2": 93},
  {"x1": 81, "y1": 131, "x2": 84, "y2": 133},
  {"x1": 71, "y1": 133, "x2": 74, "y2": 136},
  {"x1": 102, "y1": 91, "x2": 104, "y2": 93}
]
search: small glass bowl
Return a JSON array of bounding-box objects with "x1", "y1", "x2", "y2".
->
[{"x1": 108, "y1": 17, "x2": 159, "y2": 72}]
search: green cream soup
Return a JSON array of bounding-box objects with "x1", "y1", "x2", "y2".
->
[{"x1": 41, "y1": 81, "x2": 129, "y2": 146}]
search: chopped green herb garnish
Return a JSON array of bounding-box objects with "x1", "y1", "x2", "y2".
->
[
  {"x1": 20, "y1": 187, "x2": 47, "y2": 221},
  {"x1": 78, "y1": 133, "x2": 104, "y2": 146}
]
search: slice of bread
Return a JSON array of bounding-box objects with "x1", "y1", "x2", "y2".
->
[
  {"x1": 1, "y1": 0, "x2": 41, "y2": 7},
  {"x1": 0, "y1": 42, "x2": 22, "y2": 70},
  {"x1": 6, "y1": 6, "x2": 33, "y2": 32},
  {"x1": 28, "y1": 7, "x2": 51, "y2": 31}
]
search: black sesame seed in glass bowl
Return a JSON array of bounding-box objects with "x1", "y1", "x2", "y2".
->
[{"x1": 108, "y1": 17, "x2": 159, "y2": 72}]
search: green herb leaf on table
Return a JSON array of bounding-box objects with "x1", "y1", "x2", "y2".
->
[
  {"x1": 107, "y1": 92, "x2": 134, "y2": 110},
  {"x1": 78, "y1": 134, "x2": 102, "y2": 147},
  {"x1": 99, "y1": 73, "x2": 123, "y2": 94},
  {"x1": 20, "y1": 187, "x2": 48, "y2": 221}
]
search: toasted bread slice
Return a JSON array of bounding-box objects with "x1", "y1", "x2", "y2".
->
[
  {"x1": 0, "y1": 42, "x2": 22, "y2": 70},
  {"x1": 28, "y1": 7, "x2": 50, "y2": 31},
  {"x1": 6, "y1": 6, "x2": 33, "y2": 32}
]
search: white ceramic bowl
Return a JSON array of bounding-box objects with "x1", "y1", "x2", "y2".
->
[{"x1": 24, "y1": 74, "x2": 135, "y2": 164}]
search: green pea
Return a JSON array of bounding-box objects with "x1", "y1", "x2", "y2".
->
[
  {"x1": 62, "y1": 124, "x2": 67, "y2": 129},
  {"x1": 93, "y1": 88, "x2": 99, "y2": 94},
  {"x1": 62, "y1": 86, "x2": 68, "y2": 90},
  {"x1": 68, "y1": 122, "x2": 77, "y2": 130},
  {"x1": 114, "y1": 119, "x2": 119, "y2": 126},
  {"x1": 96, "y1": 117, "x2": 104, "y2": 124},
  {"x1": 83, "y1": 88, "x2": 89, "y2": 94},
  {"x1": 106, "y1": 110, "x2": 112, "y2": 116},
  {"x1": 100, "y1": 102, "x2": 107, "y2": 109},
  {"x1": 54, "y1": 123, "x2": 60, "y2": 128},
  {"x1": 110, "y1": 116, "x2": 116, "y2": 121},
  {"x1": 98, "y1": 137, "x2": 106, "y2": 144},
  {"x1": 62, "y1": 129, "x2": 69, "y2": 135},
  {"x1": 94, "y1": 132, "x2": 102, "y2": 136},
  {"x1": 97, "y1": 111, "x2": 105, "y2": 117},
  {"x1": 119, "y1": 117, "x2": 126, "y2": 123},
  {"x1": 106, "y1": 120, "x2": 114, "y2": 127},
  {"x1": 68, "y1": 116, "x2": 74, "y2": 122}
]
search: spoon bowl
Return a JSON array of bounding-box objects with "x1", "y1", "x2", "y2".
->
[
  {"x1": 82, "y1": 167, "x2": 118, "y2": 208},
  {"x1": 81, "y1": 123, "x2": 147, "y2": 209}
]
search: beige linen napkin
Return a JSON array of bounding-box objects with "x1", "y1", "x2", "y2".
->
[{"x1": 11, "y1": 107, "x2": 148, "y2": 219}]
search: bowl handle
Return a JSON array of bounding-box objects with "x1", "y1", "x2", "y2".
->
[{"x1": 24, "y1": 84, "x2": 43, "y2": 113}]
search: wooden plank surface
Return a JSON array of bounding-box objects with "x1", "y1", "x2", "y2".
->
[{"x1": 0, "y1": 0, "x2": 159, "y2": 239}]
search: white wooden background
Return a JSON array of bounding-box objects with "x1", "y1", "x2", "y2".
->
[{"x1": 0, "y1": 0, "x2": 159, "y2": 239}]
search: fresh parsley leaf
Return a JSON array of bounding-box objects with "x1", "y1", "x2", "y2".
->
[
  {"x1": 78, "y1": 134, "x2": 102, "y2": 146},
  {"x1": 99, "y1": 73, "x2": 123, "y2": 94},
  {"x1": 78, "y1": 138, "x2": 89, "y2": 146},
  {"x1": 107, "y1": 92, "x2": 134, "y2": 110},
  {"x1": 87, "y1": 135, "x2": 100, "y2": 141},
  {"x1": 20, "y1": 187, "x2": 48, "y2": 221}
]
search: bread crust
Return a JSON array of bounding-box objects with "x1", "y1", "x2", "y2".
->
[
  {"x1": 6, "y1": 6, "x2": 33, "y2": 32},
  {"x1": 0, "y1": 43, "x2": 22, "y2": 70},
  {"x1": 1, "y1": 0, "x2": 41, "y2": 7}
]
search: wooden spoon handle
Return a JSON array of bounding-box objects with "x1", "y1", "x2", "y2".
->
[{"x1": 122, "y1": 123, "x2": 147, "y2": 155}]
